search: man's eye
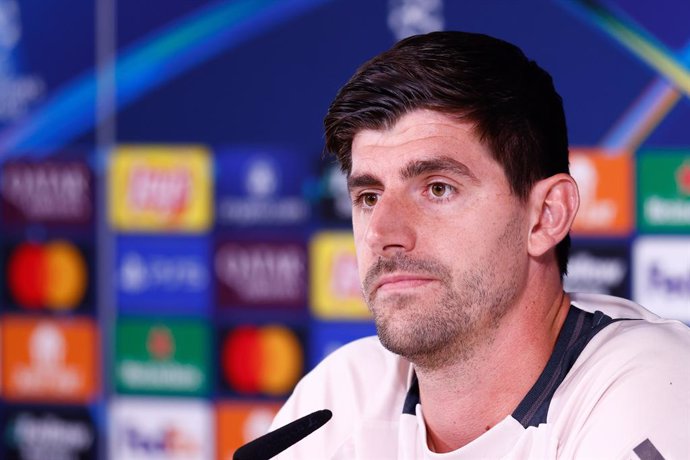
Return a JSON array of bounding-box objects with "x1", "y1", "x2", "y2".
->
[
  {"x1": 362, "y1": 193, "x2": 378, "y2": 207},
  {"x1": 429, "y1": 182, "x2": 452, "y2": 197}
]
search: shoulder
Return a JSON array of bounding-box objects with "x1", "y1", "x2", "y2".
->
[
  {"x1": 270, "y1": 336, "x2": 411, "y2": 452},
  {"x1": 313, "y1": 335, "x2": 402, "y2": 374},
  {"x1": 570, "y1": 292, "x2": 690, "y2": 361},
  {"x1": 554, "y1": 294, "x2": 690, "y2": 459},
  {"x1": 566, "y1": 293, "x2": 689, "y2": 381},
  {"x1": 298, "y1": 336, "x2": 409, "y2": 399},
  {"x1": 268, "y1": 337, "x2": 411, "y2": 458},
  {"x1": 570, "y1": 291, "x2": 682, "y2": 322}
]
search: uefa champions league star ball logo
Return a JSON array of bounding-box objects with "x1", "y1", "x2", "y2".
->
[
  {"x1": 120, "y1": 252, "x2": 149, "y2": 293},
  {"x1": 0, "y1": 0, "x2": 20, "y2": 67},
  {"x1": 245, "y1": 158, "x2": 278, "y2": 199},
  {"x1": 0, "y1": 0, "x2": 45, "y2": 120},
  {"x1": 388, "y1": 0, "x2": 444, "y2": 40}
]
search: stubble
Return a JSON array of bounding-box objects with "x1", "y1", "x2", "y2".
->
[{"x1": 362, "y1": 219, "x2": 523, "y2": 371}]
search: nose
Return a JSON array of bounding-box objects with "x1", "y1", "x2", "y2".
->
[{"x1": 363, "y1": 194, "x2": 416, "y2": 257}]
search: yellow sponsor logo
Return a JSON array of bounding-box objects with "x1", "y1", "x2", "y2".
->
[
  {"x1": 109, "y1": 146, "x2": 212, "y2": 232},
  {"x1": 310, "y1": 231, "x2": 370, "y2": 319}
]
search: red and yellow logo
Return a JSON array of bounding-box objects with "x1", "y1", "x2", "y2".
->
[
  {"x1": 570, "y1": 149, "x2": 634, "y2": 235},
  {"x1": 108, "y1": 145, "x2": 212, "y2": 232},
  {"x1": 1, "y1": 316, "x2": 99, "y2": 402},
  {"x1": 221, "y1": 325, "x2": 302, "y2": 396},
  {"x1": 6, "y1": 240, "x2": 87, "y2": 311},
  {"x1": 216, "y1": 401, "x2": 281, "y2": 460},
  {"x1": 310, "y1": 231, "x2": 369, "y2": 319}
]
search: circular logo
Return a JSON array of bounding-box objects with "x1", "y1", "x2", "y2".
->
[
  {"x1": 7, "y1": 242, "x2": 45, "y2": 308},
  {"x1": 221, "y1": 325, "x2": 303, "y2": 396},
  {"x1": 7, "y1": 240, "x2": 87, "y2": 310}
]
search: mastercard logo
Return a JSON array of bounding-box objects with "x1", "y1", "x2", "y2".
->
[
  {"x1": 221, "y1": 325, "x2": 303, "y2": 396},
  {"x1": 7, "y1": 240, "x2": 88, "y2": 310}
]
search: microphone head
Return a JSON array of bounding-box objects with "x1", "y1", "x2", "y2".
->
[{"x1": 233, "y1": 409, "x2": 332, "y2": 460}]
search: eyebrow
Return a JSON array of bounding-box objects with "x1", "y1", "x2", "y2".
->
[
  {"x1": 347, "y1": 155, "x2": 479, "y2": 192},
  {"x1": 347, "y1": 173, "x2": 382, "y2": 192},
  {"x1": 400, "y1": 156, "x2": 479, "y2": 183}
]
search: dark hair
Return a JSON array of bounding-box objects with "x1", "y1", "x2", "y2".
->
[{"x1": 324, "y1": 30, "x2": 571, "y2": 277}]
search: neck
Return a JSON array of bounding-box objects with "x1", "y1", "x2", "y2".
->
[{"x1": 416, "y1": 286, "x2": 570, "y2": 452}]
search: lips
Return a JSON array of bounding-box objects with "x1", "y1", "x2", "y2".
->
[
  {"x1": 363, "y1": 255, "x2": 450, "y2": 300},
  {"x1": 372, "y1": 273, "x2": 438, "y2": 294}
]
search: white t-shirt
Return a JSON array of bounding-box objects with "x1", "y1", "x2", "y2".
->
[{"x1": 270, "y1": 293, "x2": 690, "y2": 459}]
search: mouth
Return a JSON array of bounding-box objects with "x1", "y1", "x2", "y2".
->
[{"x1": 372, "y1": 273, "x2": 438, "y2": 295}]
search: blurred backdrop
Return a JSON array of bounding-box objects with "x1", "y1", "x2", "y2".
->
[{"x1": 0, "y1": 0, "x2": 689, "y2": 458}]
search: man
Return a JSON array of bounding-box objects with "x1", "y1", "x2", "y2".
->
[{"x1": 270, "y1": 31, "x2": 690, "y2": 458}]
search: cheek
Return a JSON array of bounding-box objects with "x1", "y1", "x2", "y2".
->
[
  {"x1": 351, "y1": 207, "x2": 375, "y2": 241},
  {"x1": 351, "y1": 209, "x2": 369, "y2": 242},
  {"x1": 351, "y1": 228, "x2": 371, "y2": 278},
  {"x1": 429, "y1": 218, "x2": 503, "y2": 265},
  {"x1": 354, "y1": 244, "x2": 372, "y2": 284}
]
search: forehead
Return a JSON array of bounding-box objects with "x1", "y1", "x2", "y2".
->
[
  {"x1": 350, "y1": 109, "x2": 500, "y2": 178},
  {"x1": 354, "y1": 109, "x2": 472, "y2": 146}
]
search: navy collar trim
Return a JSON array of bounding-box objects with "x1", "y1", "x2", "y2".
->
[{"x1": 402, "y1": 305, "x2": 623, "y2": 427}]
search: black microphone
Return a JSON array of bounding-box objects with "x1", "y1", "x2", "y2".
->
[{"x1": 233, "y1": 409, "x2": 333, "y2": 460}]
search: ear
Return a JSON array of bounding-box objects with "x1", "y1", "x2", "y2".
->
[{"x1": 527, "y1": 173, "x2": 579, "y2": 258}]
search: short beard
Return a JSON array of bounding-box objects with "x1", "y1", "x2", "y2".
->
[{"x1": 362, "y1": 222, "x2": 521, "y2": 371}]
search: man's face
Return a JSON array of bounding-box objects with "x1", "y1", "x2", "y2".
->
[{"x1": 348, "y1": 109, "x2": 530, "y2": 368}]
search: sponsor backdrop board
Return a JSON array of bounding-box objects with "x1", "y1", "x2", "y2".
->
[
  {"x1": 633, "y1": 237, "x2": 690, "y2": 323},
  {"x1": 0, "y1": 0, "x2": 689, "y2": 458},
  {"x1": 216, "y1": 401, "x2": 282, "y2": 458},
  {"x1": 114, "y1": 318, "x2": 211, "y2": 396},
  {"x1": 214, "y1": 148, "x2": 313, "y2": 228},
  {"x1": 637, "y1": 150, "x2": 690, "y2": 233},
  {"x1": 0, "y1": 160, "x2": 94, "y2": 227},
  {"x1": 217, "y1": 323, "x2": 305, "y2": 398},
  {"x1": 2, "y1": 239, "x2": 95, "y2": 314},
  {"x1": 115, "y1": 235, "x2": 212, "y2": 316},
  {"x1": 214, "y1": 237, "x2": 309, "y2": 310},
  {"x1": 309, "y1": 231, "x2": 370, "y2": 319},
  {"x1": 0, "y1": 405, "x2": 99, "y2": 460},
  {"x1": 570, "y1": 149, "x2": 634, "y2": 236},
  {"x1": 565, "y1": 242, "x2": 631, "y2": 298},
  {"x1": 1, "y1": 316, "x2": 99, "y2": 403},
  {"x1": 108, "y1": 146, "x2": 213, "y2": 233},
  {"x1": 108, "y1": 397, "x2": 213, "y2": 460}
]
